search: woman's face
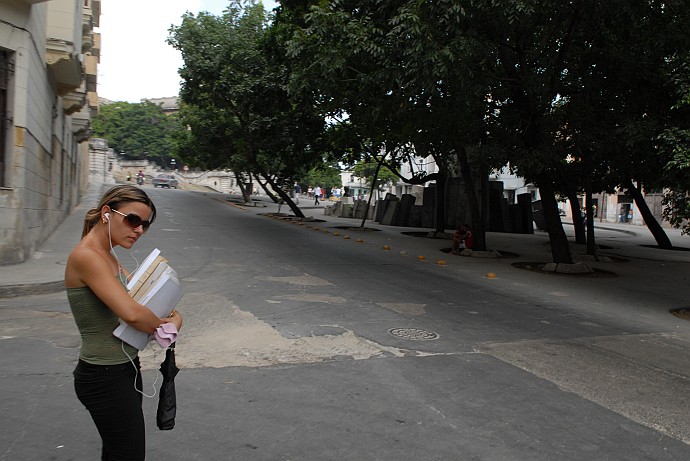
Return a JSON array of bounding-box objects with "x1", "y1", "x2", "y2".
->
[{"x1": 106, "y1": 201, "x2": 154, "y2": 249}]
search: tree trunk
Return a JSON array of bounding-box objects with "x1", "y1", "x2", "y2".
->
[
  {"x1": 583, "y1": 151, "x2": 596, "y2": 256},
  {"x1": 559, "y1": 167, "x2": 586, "y2": 244},
  {"x1": 433, "y1": 172, "x2": 448, "y2": 234},
  {"x1": 584, "y1": 186, "x2": 596, "y2": 256},
  {"x1": 262, "y1": 172, "x2": 305, "y2": 219},
  {"x1": 478, "y1": 169, "x2": 490, "y2": 252},
  {"x1": 623, "y1": 179, "x2": 673, "y2": 249},
  {"x1": 360, "y1": 160, "x2": 383, "y2": 228},
  {"x1": 247, "y1": 173, "x2": 255, "y2": 200},
  {"x1": 569, "y1": 198, "x2": 586, "y2": 244},
  {"x1": 538, "y1": 175, "x2": 574, "y2": 263},
  {"x1": 457, "y1": 146, "x2": 486, "y2": 251},
  {"x1": 256, "y1": 176, "x2": 280, "y2": 203},
  {"x1": 235, "y1": 172, "x2": 252, "y2": 203}
]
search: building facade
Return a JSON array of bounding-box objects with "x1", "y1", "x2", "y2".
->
[{"x1": 0, "y1": 0, "x2": 100, "y2": 264}]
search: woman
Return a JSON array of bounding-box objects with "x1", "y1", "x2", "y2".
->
[{"x1": 65, "y1": 185, "x2": 183, "y2": 460}]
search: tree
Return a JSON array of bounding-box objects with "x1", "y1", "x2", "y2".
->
[
  {"x1": 554, "y1": 1, "x2": 687, "y2": 250},
  {"x1": 352, "y1": 160, "x2": 397, "y2": 191},
  {"x1": 300, "y1": 164, "x2": 342, "y2": 194},
  {"x1": 169, "y1": 0, "x2": 327, "y2": 215},
  {"x1": 286, "y1": 1, "x2": 500, "y2": 244},
  {"x1": 92, "y1": 101, "x2": 181, "y2": 167},
  {"x1": 281, "y1": 0, "x2": 689, "y2": 259},
  {"x1": 660, "y1": 52, "x2": 690, "y2": 236},
  {"x1": 463, "y1": 0, "x2": 690, "y2": 259}
]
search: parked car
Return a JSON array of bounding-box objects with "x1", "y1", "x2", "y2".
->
[{"x1": 152, "y1": 174, "x2": 179, "y2": 189}]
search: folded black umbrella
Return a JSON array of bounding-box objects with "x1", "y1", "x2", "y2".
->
[{"x1": 157, "y1": 343, "x2": 179, "y2": 430}]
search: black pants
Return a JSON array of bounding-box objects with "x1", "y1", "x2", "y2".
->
[{"x1": 74, "y1": 359, "x2": 145, "y2": 460}]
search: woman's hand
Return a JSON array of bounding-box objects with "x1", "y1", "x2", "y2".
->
[{"x1": 163, "y1": 310, "x2": 183, "y2": 331}]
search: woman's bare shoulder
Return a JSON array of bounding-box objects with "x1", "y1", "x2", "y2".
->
[
  {"x1": 66, "y1": 242, "x2": 113, "y2": 286},
  {"x1": 68, "y1": 242, "x2": 103, "y2": 266}
]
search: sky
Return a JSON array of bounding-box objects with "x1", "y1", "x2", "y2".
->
[{"x1": 97, "y1": 0, "x2": 279, "y2": 103}]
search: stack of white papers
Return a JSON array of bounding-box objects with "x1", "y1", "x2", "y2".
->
[{"x1": 113, "y1": 248, "x2": 184, "y2": 350}]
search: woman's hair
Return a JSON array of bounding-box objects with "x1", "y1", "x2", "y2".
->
[{"x1": 82, "y1": 185, "x2": 157, "y2": 238}]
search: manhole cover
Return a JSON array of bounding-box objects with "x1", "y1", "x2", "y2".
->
[{"x1": 388, "y1": 328, "x2": 439, "y2": 341}]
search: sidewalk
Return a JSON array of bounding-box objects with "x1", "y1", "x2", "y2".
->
[
  {"x1": 0, "y1": 181, "x2": 115, "y2": 297},
  {"x1": 1, "y1": 188, "x2": 689, "y2": 299}
]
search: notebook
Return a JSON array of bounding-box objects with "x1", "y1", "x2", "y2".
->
[{"x1": 114, "y1": 249, "x2": 184, "y2": 350}]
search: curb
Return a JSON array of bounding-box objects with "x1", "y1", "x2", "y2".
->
[
  {"x1": 562, "y1": 221, "x2": 638, "y2": 236},
  {"x1": 0, "y1": 281, "x2": 64, "y2": 299}
]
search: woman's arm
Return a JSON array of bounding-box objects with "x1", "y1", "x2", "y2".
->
[{"x1": 69, "y1": 248, "x2": 181, "y2": 334}]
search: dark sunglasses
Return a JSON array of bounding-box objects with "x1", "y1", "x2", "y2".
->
[{"x1": 111, "y1": 209, "x2": 152, "y2": 232}]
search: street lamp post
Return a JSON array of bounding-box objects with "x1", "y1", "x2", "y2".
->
[{"x1": 119, "y1": 151, "x2": 126, "y2": 170}]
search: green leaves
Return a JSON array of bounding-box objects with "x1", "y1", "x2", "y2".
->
[
  {"x1": 163, "y1": 0, "x2": 690, "y2": 235},
  {"x1": 92, "y1": 101, "x2": 181, "y2": 167},
  {"x1": 168, "y1": 0, "x2": 327, "y2": 192}
]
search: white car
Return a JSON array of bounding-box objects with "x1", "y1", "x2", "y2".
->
[{"x1": 152, "y1": 174, "x2": 179, "y2": 188}]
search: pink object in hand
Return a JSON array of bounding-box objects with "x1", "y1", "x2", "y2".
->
[{"x1": 155, "y1": 323, "x2": 178, "y2": 348}]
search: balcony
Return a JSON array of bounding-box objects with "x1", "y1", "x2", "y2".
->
[
  {"x1": 92, "y1": 0, "x2": 101, "y2": 28},
  {"x1": 46, "y1": 39, "x2": 83, "y2": 96},
  {"x1": 82, "y1": 13, "x2": 94, "y2": 53},
  {"x1": 88, "y1": 91, "x2": 99, "y2": 114},
  {"x1": 91, "y1": 33, "x2": 101, "y2": 60},
  {"x1": 72, "y1": 109, "x2": 92, "y2": 143},
  {"x1": 85, "y1": 54, "x2": 97, "y2": 92},
  {"x1": 63, "y1": 89, "x2": 87, "y2": 115},
  {"x1": 62, "y1": 80, "x2": 87, "y2": 115}
]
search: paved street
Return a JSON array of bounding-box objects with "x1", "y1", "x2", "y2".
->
[{"x1": 1, "y1": 185, "x2": 689, "y2": 460}]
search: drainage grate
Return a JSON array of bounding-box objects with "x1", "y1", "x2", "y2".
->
[{"x1": 388, "y1": 328, "x2": 439, "y2": 341}]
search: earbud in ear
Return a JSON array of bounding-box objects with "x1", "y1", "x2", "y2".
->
[{"x1": 104, "y1": 212, "x2": 110, "y2": 221}]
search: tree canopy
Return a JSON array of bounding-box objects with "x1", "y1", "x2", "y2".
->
[
  {"x1": 284, "y1": 0, "x2": 689, "y2": 256},
  {"x1": 164, "y1": 0, "x2": 690, "y2": 256},
  {"x1": 168, "y1": 0, "x2": 328, "y2": 212},
  {"x1": 92, "y1": 101, "x2": 181, "y2": 167}
]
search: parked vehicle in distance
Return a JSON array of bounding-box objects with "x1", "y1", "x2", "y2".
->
[{"x1": 152, "y1": 174, "x2": 179, "y2": 189}]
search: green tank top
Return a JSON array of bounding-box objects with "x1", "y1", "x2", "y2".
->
[{"x1": 67, "y1": 283, "x2": 139, "y2": 365}]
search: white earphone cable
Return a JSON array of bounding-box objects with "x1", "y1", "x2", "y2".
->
[
  {"x1": 107, "y1": 212, "x2": 141, "y2": 285},
  {"x1": 122, "y1": 341, "x2": 159, "y2": 398},
  {"x1": 109, "y1": 213, "x2": 159, "y2": 398}
]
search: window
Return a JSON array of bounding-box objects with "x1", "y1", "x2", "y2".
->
[{"x1": 0, "y1": 50, "x2": 12, "y2": 187}]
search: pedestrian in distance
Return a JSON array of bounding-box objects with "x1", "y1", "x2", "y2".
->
[
  {"x1": 450, "y1": 224, "x2": 473, "y2": 255},
  {"x1": 65, "y1": 185, "x2": 183, "y2": 460},
  {"x1": 313, "y1": 185, "x2": 322, "y2": 205}
]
